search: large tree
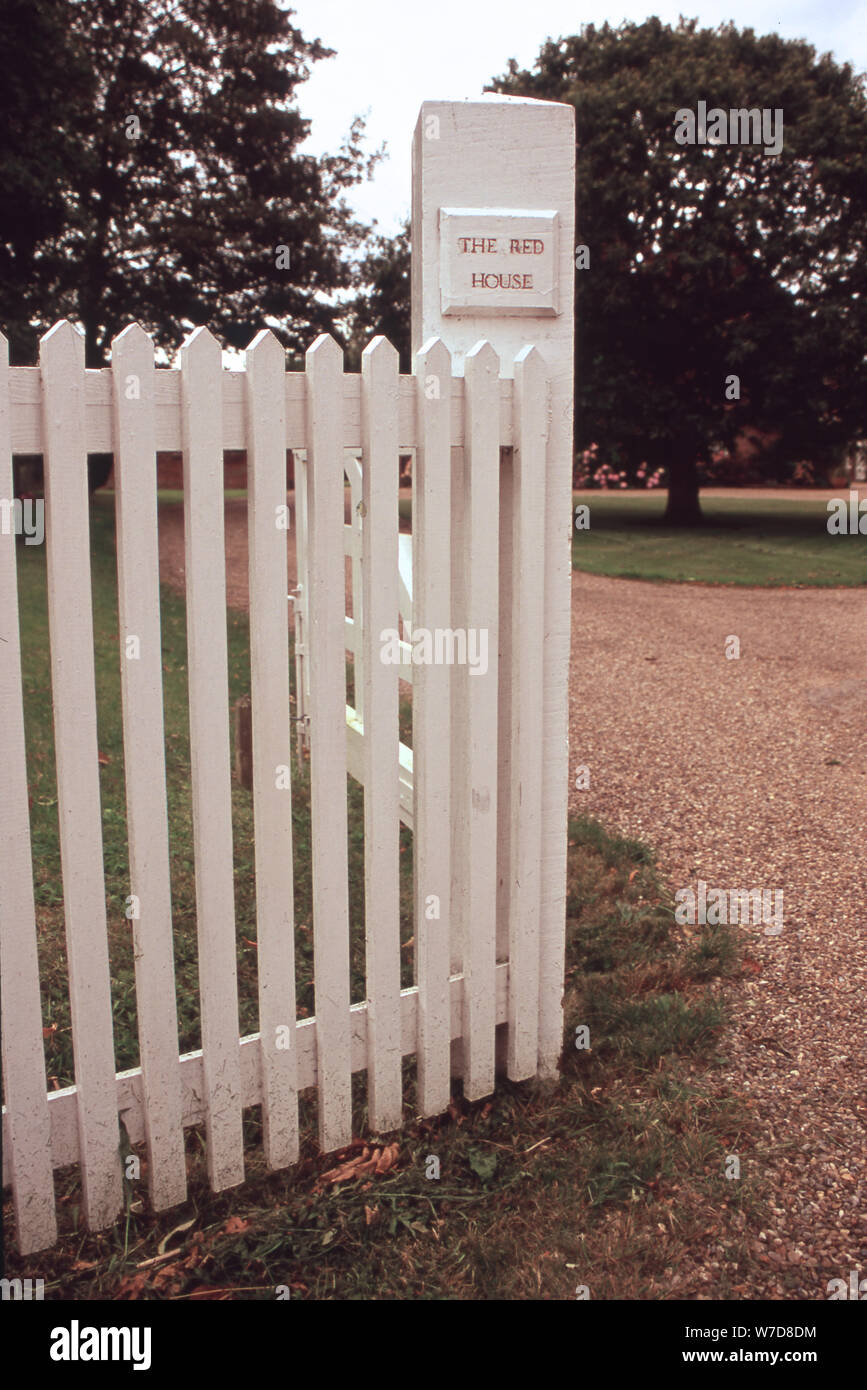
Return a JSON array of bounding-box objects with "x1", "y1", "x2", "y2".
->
[
  {"x1": 0, "y1": 0, "x2": 379, "y2": 371},
  {"x1": 489, "y1": 18, "x2": 867, "y2": 522},
  {"x1": 0, "y1": 1, "x2": 93, "y2": 357}
]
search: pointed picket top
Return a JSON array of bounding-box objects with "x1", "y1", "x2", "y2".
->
[
  {"x1": 110, "y1": 324, "x2": 155, "y2": 382},
  {"x1": 246, "y1": 327, "x2": 285, "y2": 365},
  {"x1": 179, "y1": 323, "x2": 221, "y2": 369},
  {"x1": 305, "y1": 332, "x2": 343, "y2": 378},
  {"x1": 245, "y1": 328, "x2": 285, "y2": 400},
  {"x1": 361, "y1": 334, "x2": 398, "y2": 390},
  {"x1": 465, "y1": 338, "x2": 500, "y2": 380},
  {"x1": 514, "y1": 342, "x2": 543, "y2": 370},
  {"x1": 416, "y1": 335, "x2": 451, "y2": 372},
  {"x1": 111, "y1": 322, "x2": 154, "y2": 354},
  {"x1": 39, "y1": 319, "x2": 85, "y2": 368},
  {"x1": 362, "y1": 334, "x2": 398, "y2": 368},
  {"x1": 513, "y1": 343, "x2": 546, "y2": 393},
  {"x1": 415, "y1": 335, "x2": 452, "y2": 398},
  {"x1": 0, "y1": 328, "x2": 8, "y2": 357}
]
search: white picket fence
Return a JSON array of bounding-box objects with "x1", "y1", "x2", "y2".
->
[{"x1": 0, "y1": 319, "x2": 563, "y2": 1256}]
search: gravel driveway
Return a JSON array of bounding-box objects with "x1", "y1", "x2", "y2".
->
[
  {"x1": 570, "y1": 570, "x2": 867, "y2": 1299},
  {"x1": 157, "y1": 496, "x2": 867, "y2": 1299}
]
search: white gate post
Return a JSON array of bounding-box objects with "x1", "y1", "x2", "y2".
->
[{"x1": 411, "y1": 97, "x2": 576, "y2": 1081}]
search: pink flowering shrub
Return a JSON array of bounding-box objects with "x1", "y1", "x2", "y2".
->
[{"x1": 573, "y1": 443, "x2": 664, "y2": 489}]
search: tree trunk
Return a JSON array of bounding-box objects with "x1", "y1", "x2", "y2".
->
[{"x1": 664, "y1": 451, "x2": 703, "y2": 526}]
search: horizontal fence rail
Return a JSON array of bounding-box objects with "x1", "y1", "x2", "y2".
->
[
  {"x1": 6, "y1": 365, "x2": 519, "y2": 455},
  {"x1": 0, "y1": 320, "x2": 557, "y2": 1257}
]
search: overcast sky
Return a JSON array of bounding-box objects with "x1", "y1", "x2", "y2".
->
[{"x1": 286, "y1": 0, "x2": 867, "y2": 236}]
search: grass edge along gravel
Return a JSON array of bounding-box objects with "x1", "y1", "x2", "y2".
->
[
  {"x1": 5, "y1": 812, "x2": 767, "y2": 1300},
  {"x1": 569, "y1": 493, "x2": 867, "y2": 587}
]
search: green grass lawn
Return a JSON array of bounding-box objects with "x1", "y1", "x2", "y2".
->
[{"x1": 572, "y1": 493, "x2": 867, "y2": 586}]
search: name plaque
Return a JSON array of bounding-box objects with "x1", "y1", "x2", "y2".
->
[{"x1": 439, "y1": 207, "x2": 559, "y2": 317}]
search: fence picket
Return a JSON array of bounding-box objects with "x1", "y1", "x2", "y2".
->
[
  {"x1": 305, "y1": 335, "x2": 352, "y2": 1152},
  {"x1": 111, "y1": 324, "x2": 187, "y2": 1209},
  {"x1": 460, "y1": 340, "x2": 501, "y2": 1101},
  {"x1": 179, "y1": 325, "x2": 244, "y2": 1189},
  {"x1": 245, "y1": 329, "x2": 299, "y2": 1167},
  {"x1": 39, "y1": 321, "x2": 123, "y2": 1228},
  {"x1": 0, "y1": 331, "x2": 57, "y2": 1253},
  {"x1": 507, "y1": 346, "x2": 547, "y2": 1079},
  {"x1": 413, "y1": 337, "x2": 453, "y2": 1115},
  {"x1": 360, "y1": 337, "x2": 403, "y2": 1132},
  {"x1": 449, "y1": 439, "x2": 467, "y2": 988}
]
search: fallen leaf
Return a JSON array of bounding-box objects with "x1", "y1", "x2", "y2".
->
[
  {"x1": 153, "y1": 1262, "x2": 183, "y2": 1288},
  {"x1": 316, "y1": 1141, "x2": 400, "y2": 1190},
  {"x1": 317, "y1": 1161, "x2": 357, "y2": 1188},
  {"x1": 98, "y1": 751, "x2": 111, "y2": 766},
  {"x1": 222, "y1": 1215, "x2": 250, "y2": 1236},
  {"x1": 375, "y1": 1143, "x2": 399, "y2": 1174},
  {"x1": 114, "y1": 1271, "x2": 149, "y2": 1300}
]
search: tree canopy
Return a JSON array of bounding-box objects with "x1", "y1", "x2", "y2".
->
[
  {"x1": 344, "y1": 219, "x2": 412, "y2": 372},
  {"x1": 488, "y1": 18, "x2": 867, "y2": 521},
  {"x1": 0, "y1": 0, "x2": 378, "y2": 369}
]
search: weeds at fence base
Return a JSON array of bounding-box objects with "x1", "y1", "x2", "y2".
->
[{"x1": 4, "y1": 816, "x2": 777, "y2": 1300}]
